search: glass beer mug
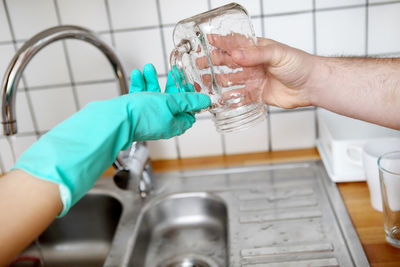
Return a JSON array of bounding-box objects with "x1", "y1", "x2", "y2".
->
[{"x1": 169, "y1": 2, "x2": 266, "y2": 133}]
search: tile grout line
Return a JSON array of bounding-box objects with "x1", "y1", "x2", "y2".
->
[
  {"x1": 214, "y1": 0, "x2": 227, "y2": 156},
  {"x1": 0, "y1": 40, "x2": 13, "y2": 45},
  {"x1": 21, "y1": 79, "x2": 118, "y2": 91},
  {"x1": 256, "y1": 0, "x2": 400, "y2": 18},
  {"x1": 312, "y1": 0, "x2": 319, "y2": 141},
  {"x1": 53, "y1": 0, "x2": 81, "y2": 111},
  {"x1": 2, "y1": 0, "x2": 41, "y2": 139},
  {"x1": 0, "y1": 153, "x2": 5, "y2": 174},
  {"x1": 260, "y1": 0, "x2": 272, "y2": 152},
  {"x1": 155, "y1": 0, "x2": 181, "y2": 160},
  {"x1": 104, "y1": 0, "x2": 117, "y2": 48},
  {"x1": 365, "y1": 0, "x2": 369, "y2": 56}
]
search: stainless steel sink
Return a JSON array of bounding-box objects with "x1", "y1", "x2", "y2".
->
[
  {"x1": 37, "y1": 194, "x2": 121, "y2": 267},
  {"x1": 14, "y1": 161, "x2": 370, "y2": 267},
  {"x1": 13, "y1": 179, "x2": 135, "y2": 267},
  {"x1": 128, "y1": 193, "x2": 228, "y2": 267}
]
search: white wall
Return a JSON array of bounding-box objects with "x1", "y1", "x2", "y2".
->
[{"x1": 1, "y1": 0, "x2": 400, "y2": 172}]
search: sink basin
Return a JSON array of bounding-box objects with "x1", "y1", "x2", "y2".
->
[
  {"x1": 13, "y1": 162, "x2": 370, "y2": 267},
  {"x1": 129, "y1": 193, "x2": 228, "y2": 267},
  {"x1": 14, "y1": 193, "x2": 122, "y2": 267}
]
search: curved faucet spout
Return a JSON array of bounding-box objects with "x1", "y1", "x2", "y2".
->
[{"x1": 1, "y1": 25, "x2": 128, "y2": 136}]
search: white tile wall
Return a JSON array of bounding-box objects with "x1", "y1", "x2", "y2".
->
[
  {"x1": 0, "y1": 44, "x2": 14, "y2": 78},
  {"x1": 162, "y1": 26, "x2": 175, "y2": 63},
  {"x1": 178, "y1": 119, "x2": 223, "y2": 157},
  {"x1": 264, "y1": 12, "x2": 314, "y2": 53},
  {"x1": 15, "y1": 91, "x2": 35, "y2": 134},
  {"x1": 57, "y1": 0, "x2": 110, "y2": 32},
  {"x1": 263, "y1": 0, "x2": 313, "y2": 14},
  {"x1": 65, "y1": 34, "x2": 115, "y2": 83},
  {"x1": 159, "y1": 0, "x2": 209, "y2": 25},
  {"x1": 114, "y1": 29, "x2": 166, "y2": 75},
  {"x1": 9, "y1": 135, "x2": 37, "y2": 160},
  {"x1": 270, "y1": 110, "x2": 316, "y2": 150},
  {"x1": 0, "y1": 135, "x2": 38, "y2": 174},
  {"x1": 6, "y1": 0, "x2": 58, "y2": 40},
  {"x1": 18, "y1": 41, "x2": 71, "y2": 87},
  {"x1": 29, "y1": 86, "x2": 77, "y2": 132},
  {"x1": 147, "y1": 139, "x2": 178, "y2": 160},
  {"x1": 224, "y1": 118, "x2": 269, "y2": 154},
  {"x1": 0, "y1": 1, "x2": 11, "y2": 42},
  {"x1": 251, "y1": 17, "x2": 263, "y2": 37},
  {"x1": 0, "y1": 137, "x2": 16, "y2": 173},
  {"x1": 368, "y1": 3, "x2": 400, "y2": 55},
  {"x1": 76, "y1": 81, "x2": 119, "y2": 108},
  {"x1": 211, "y1": 0, "x2": 261, "y2": 16},
  {"x1": 369, "y1": 0, "x2": 399, "y2": 3},
  {"x1": 315, "y1": 0, "x2": 364, "y2": 9},
  {"x1": 157, "y1": 76, "x2": 168, "y2": 92},
  {"x1": 1, "y1": 0, "x2": 400, "y2": 169},
  {"x1": 108, "y1": 0, "x2": 159, "y2": 29},
  {"x1": 316, "y1": 7, "x2": 366, "y2": 56}
]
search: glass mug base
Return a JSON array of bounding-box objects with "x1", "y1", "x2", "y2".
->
[
  {"x1": 211, "y1": 103, "x2": 266, "y2": 133},
  {"x1": 385, "y1": 226, "x2": 400, "y2": 248}
]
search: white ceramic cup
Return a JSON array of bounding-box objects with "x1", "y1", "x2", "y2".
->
[{"x1": 362, "y1": 138, "x2": 400, "y2": 211}]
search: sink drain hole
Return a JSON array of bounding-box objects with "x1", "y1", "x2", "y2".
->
[
  {"x1": 161, "y1": 255, "x2": 219, "y2": 267},
  {"x1": 166, "y1": 258, "x2": 209, "y2": 267}
]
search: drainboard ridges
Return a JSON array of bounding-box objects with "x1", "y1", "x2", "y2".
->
[
  {"x1": 241, "y1": 242, "x2": 333, "y2": 257},
  {"x1": 239, "y1": 196, "x2": 319, "y2": 212},
  {"x1": 241, "y1": 257, "x2": 339, "y2": 267},
  {"x1": 235, "y1": 187, "x2": 315, "y2": 201},
  {"x1": 239, "y1": 207, "x2": 322, "y2": 224},
  {"x1": 240, "y1": 242, "x2": 338, "y2": 267}
]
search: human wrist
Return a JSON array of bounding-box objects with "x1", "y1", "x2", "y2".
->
[{"x1": 305, "y1": 55, "x2": 334, "y2": 107}]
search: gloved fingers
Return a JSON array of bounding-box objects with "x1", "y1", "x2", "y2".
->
[
  {"x1": 170, "y1": 66, "x2": 197, "y2": 93},
  {"x1": 184, "y1": 83, "x2": 195, "y2": 93},
  {"x1": 173, "y1": 112, "x2": 196, "y2": 134},
  {"x1": 165, "y1": 71, "x2": 179, "y2": 93},
  {"x1": 143, "y1": 63, "x2": 161, "y2": 92},
  {"x1": 167, "y1": 92, "x2": 211, "y2": 114},
  {"x1": 130, "y1": 69, "x2": 146, "y2": 93}
]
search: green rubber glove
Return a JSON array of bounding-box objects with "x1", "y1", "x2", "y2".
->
[
  {"x1": 130, "y1": 63, "x2": 194, "y2": 94},
  {"x1": 12, "y1": 65, "x2": 211, "y2": 217}
]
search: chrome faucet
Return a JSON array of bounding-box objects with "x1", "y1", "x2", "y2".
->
[{"x1": 1, "y1": 25, "x2": 154, "y2": 197}]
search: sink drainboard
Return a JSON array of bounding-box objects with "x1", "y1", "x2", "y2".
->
[
  {"x1": 123, "y1": 161, "x2": 369, "y2": 267},
  {"x1": 17, "y1": 161, "x2": 369, "y2": 267}
]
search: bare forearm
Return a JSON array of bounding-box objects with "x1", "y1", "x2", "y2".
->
[
  {"x1": 311, "y1": 57, "x2": 400, "y2": 129},
  {"x1": 0, "y1": 170, "x2": 62, "y2": 266}
]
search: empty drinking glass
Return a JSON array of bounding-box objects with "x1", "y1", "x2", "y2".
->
[{"x1": 378, "y1": 151, "x2": 400, "y2": 248}]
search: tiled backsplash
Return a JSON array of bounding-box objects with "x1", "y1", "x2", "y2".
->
[{"x1": 1, "y1": 0, "x2": 400, "y2": 173}]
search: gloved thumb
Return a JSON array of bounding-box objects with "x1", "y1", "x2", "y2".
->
[
  {"x1": 231, "y1": 44, "x2": 284, "y2": 67},
  {"x1": 167, "y1": 93, "x2": 211, "y2": 114}
]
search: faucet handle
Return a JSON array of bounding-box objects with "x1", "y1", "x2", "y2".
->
[{"x1": 113, "y1": 141, "x2": 154, "y2": 197}]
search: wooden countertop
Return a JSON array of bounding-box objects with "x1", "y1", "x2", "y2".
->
[{"x1": 142, "y1": 148, "x2": 399, "y2": 267}]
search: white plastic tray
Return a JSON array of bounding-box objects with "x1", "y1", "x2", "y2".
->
[{"x1": 316, "y1": 108, "x2": 400, "y2": 182}]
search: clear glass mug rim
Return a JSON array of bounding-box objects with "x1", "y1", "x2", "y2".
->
[{"x1": 378, "y1": 150, "x2": 400, "y2": 176}]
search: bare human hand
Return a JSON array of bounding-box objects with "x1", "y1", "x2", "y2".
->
[
  {"x1": 199, "y1": 34, "x2": 319, "y2": 109},
  {"x1": 195, "y1": 33, "x2": 266, "y2": 107}
]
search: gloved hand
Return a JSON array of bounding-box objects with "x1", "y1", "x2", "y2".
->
[
  {"x1": 130, "y1": 63, "x2": 178, "y2": 93},
  {"x1": 131, "y1": 63, "x2": 195, "y2": 94},
  {"x1": 12, "y1": 64, "x2": 210, "y2": 217}
]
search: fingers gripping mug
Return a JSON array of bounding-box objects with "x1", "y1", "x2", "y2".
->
[{"x1": 169, "y1": 3, "x2": 267, "y2": 133}]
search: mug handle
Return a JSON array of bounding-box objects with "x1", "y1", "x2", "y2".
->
[{"x1": 345, "y1": 145, "x2": 363, "y2": 166}]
